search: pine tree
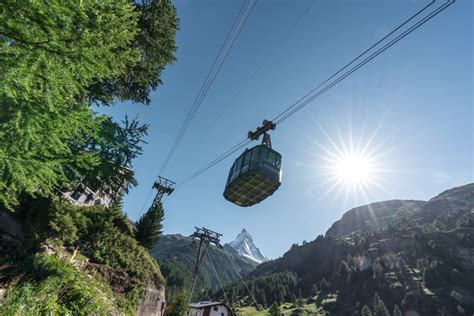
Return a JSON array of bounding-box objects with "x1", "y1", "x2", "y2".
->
[
  {"x1": 361, "y1": 305, "x2": 373, "y2": 316},
  {"x1": 311, "y1": 284, "x2": 319, "y2": 297},
  {"x1": 168, "y1": 290, "x2": 189, "y2": 316},
  {"x1": 135, "y1": 200, "x2": 165, "y2": 249},
  {"x1": 269, "y1": 301, "x2": 281, "y2": 316},
  {"x1": 373, "y1": 292, "x2": 390, "y2": 316},
  {"x1": 393, "y1": 304, "x2": 403, "y2": 316}
]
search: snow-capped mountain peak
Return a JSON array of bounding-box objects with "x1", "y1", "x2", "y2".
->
[{"x1": 225, "y1": 229, "x2": 269, "y2": 264}]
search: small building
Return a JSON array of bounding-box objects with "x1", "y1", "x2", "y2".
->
[
  {"x1": 61, "y1": 167, "x2": 132, "y2": 208},
  {"x1": 188, "y1": 301, "x2": 231, "y2": 316},
  {"x1": 62, "y1": 181, "x2": 114, "y2": 207}
]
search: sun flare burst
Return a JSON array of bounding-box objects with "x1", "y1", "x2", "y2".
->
[
  {"x1": 333, "y1": 153, "x2": 373, "y2": 185},
  {"x1": 306, "y1": 123, "x2": 394, "y2": 206}
]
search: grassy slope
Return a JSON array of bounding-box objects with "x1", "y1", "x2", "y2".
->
[
  {"x1": 238, "y1": 302, "x2": 322, "y2": 315},
  {"x1": 0, "y1": 197, "x2": 164, "y2": 314}
]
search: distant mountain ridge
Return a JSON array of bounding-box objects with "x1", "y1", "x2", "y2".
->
[
  {"x1": 327, "y1": 183, "x2": 474, "y2": 237},
  {"x1": 326, "y1": 199, "x2": 425, "y2": 237},
  {"x1": 151, "y1": 233, "x2": 258, "y2": 299},
  {"x1": 224, "y1": 229, "x2": 269, "y2": 264},
  {"x1": 219, "y1": 183, "x2": 474, "y2": 315}
]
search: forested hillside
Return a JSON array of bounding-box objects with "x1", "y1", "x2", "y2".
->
[
  {"x1": 152, "y1": 234, "x2": 258, "y2": 300},
  {"x1": 217, "y1": 184, "x2": 474, "y2": 315}
]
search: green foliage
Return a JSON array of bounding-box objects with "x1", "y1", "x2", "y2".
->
[
  {"x1": 159, "y1": 258, "x2": 193, "y2": 300},
  {"x1": 1, "y1": 253, "x2": 116, "y2": 314},
  {"x1": 0, "y1": 0, "x2": 178, "y2": 208},
  {"x1": 168, "y1": 289, "x2": 189, "y2": 316},
  {"x1": 269, "y1": 301, "x2": 281, "y2": 316},
  {"x1": 0, "y1": 0, "x2": 138, "y2": 207},
  {"x1": 12, "y1": 197, "x2": 163, "y2": 312},
  {"x1": 220, "y1": 271, "x2": 297, "y2": 306},
  {"x1": 78, "y1": 115, "x2": 149, "y2": 198},
  {"x1": 87, "y1": 0, "x2": 178, "y2": 105},
  {"x1": 135, "y1": 200, "x2": 165, "y2": 249}
]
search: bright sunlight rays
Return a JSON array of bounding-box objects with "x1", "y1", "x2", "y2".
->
[
  {"x1": 334, "y1": 154, "x2": 372, "y2": 185},
  {"x1": 306, "y1": 123, "x2": 394, "y2": 207}
]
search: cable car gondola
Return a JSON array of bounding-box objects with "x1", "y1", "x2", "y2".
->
[{"x1": 223, "y1": 120, "x2": 282, "y2": 207}]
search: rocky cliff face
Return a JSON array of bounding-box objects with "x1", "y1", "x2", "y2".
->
[{"x1": 136, "y1": 281, "x2": 166, "y2": 316}]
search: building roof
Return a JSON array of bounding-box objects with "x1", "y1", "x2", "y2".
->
[{"x1": 189, "y1": 301, "x2": 227, "y2": 309}]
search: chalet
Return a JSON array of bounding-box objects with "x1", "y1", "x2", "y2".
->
[
  {"x1": 188, "y1": 301, "x2": 231, "y2": 316},
  {"x1": 61, "y1": 167, "x2": 133, "y2": 207}
]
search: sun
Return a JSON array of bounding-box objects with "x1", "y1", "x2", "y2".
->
[
  {"x1": 334, "y1": 154, "x2": 372, "y2": 185},
  {"x1": 306, "y1": 123, "x2": 393, "y2": 205}
]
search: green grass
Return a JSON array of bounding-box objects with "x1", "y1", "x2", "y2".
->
[
  {"x1": 1, "y1": 252, "x2": 117, "y2": 315},
  {"x1": 237, "y1": 303, "x2": 323, "y2": 315}
]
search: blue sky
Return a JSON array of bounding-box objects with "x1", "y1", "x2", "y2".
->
[{"x1": 98, "y1": 0, "x2": 473, "y2": 258}]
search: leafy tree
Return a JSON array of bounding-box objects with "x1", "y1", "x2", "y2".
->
[
  {"x1": 393, "y1": 304, "x2": 402, "y2": 316},
  {"x1": 269, "y1": 301, "x2": 281, "y2": 316},
  {"x1": 0, "y1": 0, "x2": 177, "y2": 209},
  {"x1": 168, "y1": 290, "x2": 189, "y2": 316},
  {"x1": 135, "y1": 200, "x2": 165, "y2": 249},
  {"x1": 373, "y1": 292, "x2": 390, "y2": 316},
  {"x1": 87, "y1": 0, "x2": 178, "y2": 105}
]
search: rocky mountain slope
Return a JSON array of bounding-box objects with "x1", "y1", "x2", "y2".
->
[
  {"x1": 219, "y1": 184, "x2": 474, "y2": 315},
  {"x1": 151, "y1": 233, "x2": 258, "y2": 299},
  {"x1": 224, "y1": 229, "x2": 269, "y2": 264},
  {"x1": 326, "y1": 200, "x2": 425, "y2": 237}
]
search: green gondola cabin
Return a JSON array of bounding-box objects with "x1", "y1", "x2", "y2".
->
[{"x1": 223, "y1": 144, "x2": 282, "y2": 207}]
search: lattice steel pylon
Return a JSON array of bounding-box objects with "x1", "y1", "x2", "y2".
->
[
  {"x1": 188, "y1": 227, "x2": 223, "y2": 297},
  {"x1": 151, "y1": 176, "x2": 175, "y2": 206}
]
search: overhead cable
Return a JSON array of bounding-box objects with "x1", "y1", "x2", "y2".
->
[{"x1": 175, "y1": 0, "x2": 454, "y2": 187}]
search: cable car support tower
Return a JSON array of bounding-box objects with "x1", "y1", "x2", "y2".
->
[
  {"x1": 188, "y1": 227, "x2": 223, "y2": 298},
  {"x1": 151, "y1": 176, "x2": 175, "y2": 207}
]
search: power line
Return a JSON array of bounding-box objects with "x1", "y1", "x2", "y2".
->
[
  {"x1": 273, "y1": 0, "x2": 453, "y2": 124},
  {"x1": 159, "y1": 0, "x2": 258, "y2": 175},
  {"x1": 174, "y1": 0, "x2": 453, "y2": 187},
  {"x1": 203, "y1": 242, "x2": 232, "y2": 307},
  {"x1": 176, "y1": 138, "x2": 251, "y2": 188},
  {"x1": 138, "y1": 0, "x2": 257, "y2": 214},
  {"x1": 223, "y1": 250, "x2": 258, "y2": 307},
  {"x1": 211, "y1": 0, "x2": 317, "y2": 126}
]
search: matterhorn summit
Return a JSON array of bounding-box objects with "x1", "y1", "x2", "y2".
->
[{"x1": 224, "y1": 229, "x2": 269, "y2": 264}]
